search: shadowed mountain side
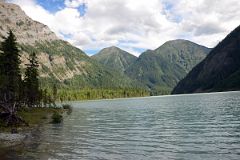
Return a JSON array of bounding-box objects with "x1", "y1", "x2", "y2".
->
[{"x1": 172, "y1": 25, "x2": 240, "y2": 94}]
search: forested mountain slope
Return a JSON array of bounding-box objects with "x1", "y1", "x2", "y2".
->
[
  {"x1": 125, "y1": 40, "x2": 211, "y2": 94},
  {"x1": 92, "y1": 46, "x2": 137, "y2": 73}
]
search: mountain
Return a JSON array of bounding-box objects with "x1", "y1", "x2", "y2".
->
[
  {"x1": 0, "y1": 1, "x2": 217, "y2": 96},
  {"x1": 92, "y1": 46, "x2": 137, "y2": 73},
  {"x1": 125, "y1": 40, "x2": 211, "y2": 94},
  {"x1": 0, "y1": 2, "x2": 135, "y2": 89},
  {"x1": 172, "y1": 25, "x2": 240, "y2": 94}
]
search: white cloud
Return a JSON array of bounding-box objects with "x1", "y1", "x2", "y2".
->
[
  {"x1": 171, "y1": 0, "x2": 240, "y2": 47},
  {"x1": 8, "y1": 0, "x2": 240, "y2": 56},
  {"x1": 64, "y1": 0, "x2": 84, "y2": 8}
]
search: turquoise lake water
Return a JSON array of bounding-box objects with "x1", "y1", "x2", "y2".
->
[{"x1": 7, "y1": 91, "x2": 240, "y2": 160}]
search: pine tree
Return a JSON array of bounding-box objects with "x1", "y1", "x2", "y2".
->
[
  {"x1": 24, "y1": 52, "x2": 40, "y2": 107},
  {"x1": 53, "y1": 84, "x2": 57, "y2": 102},
  {"x1": 0, "y1": 30, "x2": 21, "y2": 104},
  {"x1": 0, "y1": 30, "x2": 27, "y2": 126}
]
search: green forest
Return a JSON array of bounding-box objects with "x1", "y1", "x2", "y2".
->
[{"x1": 56, "y1": 88, "x2": 149, "y2": 101}]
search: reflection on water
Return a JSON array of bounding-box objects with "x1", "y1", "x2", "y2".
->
[{"x1": 6, "y1": 91, "x2": 240, "y2": 160}]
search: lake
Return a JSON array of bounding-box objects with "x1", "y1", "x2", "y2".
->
[{"x1": 6, "y1": 91, "x2": 240, "y2": 160}]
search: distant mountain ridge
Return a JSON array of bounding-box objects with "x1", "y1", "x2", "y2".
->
[
  {"x1": 91, "y1": 40, "x2": 211, "y2": 94},
  {"x1": 125, "y1": 39, "x2": 211, "y2": 94},
  {"x1": 92, "y1": 46, "x2": 137, "y2": 73},
  {"x1": 172, "y1": 25, "x2": 240, "y2": 94},
  {"x1": 155, "y1": 39, "x2": 211, "y2": 72}
]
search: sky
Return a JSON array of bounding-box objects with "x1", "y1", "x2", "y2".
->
[{"x1": 7, "y1": 0, "x2": 240, "y2": 56}]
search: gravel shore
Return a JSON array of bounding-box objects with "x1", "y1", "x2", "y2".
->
[{"x1": 0, "y1": 132, "x2": 28, "y2": 147}]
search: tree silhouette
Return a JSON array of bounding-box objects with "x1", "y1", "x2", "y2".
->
[
  {"x1": 0, "y1": 30, "x2": 21, "y2": 103},
  {"x1": 0, "y1": 30, "x2": 27, "y2": 126},
  {"x1": 24, "y1": 52, "x2": 40, "y2": 107}
]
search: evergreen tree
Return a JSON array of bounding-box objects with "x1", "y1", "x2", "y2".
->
[
  {"x1": 24, "y1": 52, "x2": 40, "y2": 107},
  {"x1": 53, "y1": 84, "x2": 57, "y2": 102},
  {"x1": 0, "y1": 30, "x2": 27, "y2": 126},
  {"x1": 0, "y1": 30, "x2": 21, "y2": 104}
]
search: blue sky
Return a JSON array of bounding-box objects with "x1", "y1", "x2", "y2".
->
[
  {"x1": 37, "y1": 0, "x2": 65, "y2": 13},
  {"x1": 37, "y1": 0, "x2": 87, "y2": 16},
  {"x1": 9, "y1": 0, "x2": 240, "y2": 56}
]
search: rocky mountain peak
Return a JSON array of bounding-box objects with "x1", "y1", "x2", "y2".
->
[{"x1": 0, "y1": 2, "x2": 58, "y2": 45}]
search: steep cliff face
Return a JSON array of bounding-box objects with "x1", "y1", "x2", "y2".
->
[
  {"x1": 0, "y1": 2, "x2": 58, "y2": 44},
  {"x1": 0, "y1": 2, "x2": 135, "y2": 89},
  {"x1": 172, "y1": 25, "x2": 240, "y2": 94},
  {"x1": 18, "y1": 40, "x2": 89, "y2": 82}
]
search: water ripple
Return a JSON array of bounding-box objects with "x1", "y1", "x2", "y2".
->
[{"x1": 8, "y1": 91, "x2": 240, "y2": 160}]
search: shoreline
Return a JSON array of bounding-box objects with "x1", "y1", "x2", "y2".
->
[
  {"x1": 0, "y1": 125, "x2": 38, "y2": 159},
  {"x1": 0, "y1": 124, "x2": 45, "y2": 159},
  {"x1": 0, "y1": 107, "x2": 65, "y2": 158},
  {"x1": 67, "y1": 90, "x2": 240, "y2": 103}
]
